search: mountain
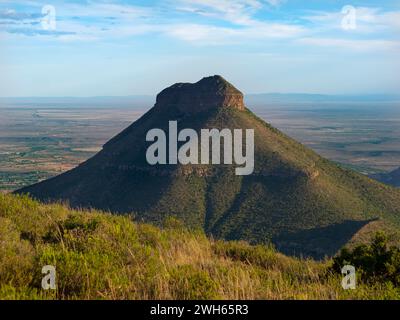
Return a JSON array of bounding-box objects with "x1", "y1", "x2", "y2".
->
[
  {"x1": 370, "y1": 167, "x2": 400, "y2": 188},
  {"x1": 17, "y1": 75, "x2": 400, "y2": 259}
]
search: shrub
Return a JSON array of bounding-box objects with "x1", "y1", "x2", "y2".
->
[
  {"x1": 0, "y1": 217, "x2": 35, "y2": 286},
  {"x1": 333, "y1": 232, "x2": 400, "y2": 286},
  {"x1": 168, "y1": 265, "x2": 219, "y2": 300}
]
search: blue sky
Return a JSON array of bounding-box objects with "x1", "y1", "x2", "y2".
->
[{"x1": 0, "y1": 0, "x2": 399, "y2": 97}]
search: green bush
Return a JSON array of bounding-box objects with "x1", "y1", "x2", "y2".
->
[
  {"x1": 333, "y1": 232, "x2": 400, "y2": 285},
  {"x1": 0, "y1": 217, "x2": 35, "y2": 286},
  {"x1": 168, "y1": 265, "x2": 219, "y2": 300}
]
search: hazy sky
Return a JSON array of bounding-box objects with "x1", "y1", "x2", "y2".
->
[{"x1": 0, "y1": 0, "x2": 399, "y2": 97}]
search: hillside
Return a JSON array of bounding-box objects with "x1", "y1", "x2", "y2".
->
[
  {"x1": 1, "y1": 193, "x2": 399, "y2": 300},
  {"x1": 17, "y1": 75, "x2": 400, "y2": 259}
]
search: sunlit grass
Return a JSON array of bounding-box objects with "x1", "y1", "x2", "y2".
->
[{"x1": 0, "y1": 194, "x2": 398, "y2": 300}]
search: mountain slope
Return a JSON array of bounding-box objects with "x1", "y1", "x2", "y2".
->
[
  {"x1": 17, "y1": 75, "x2": 400, "y2": 258},
  {"x1": 370, "y1": 167, "x2": 400, "y2": 188}
]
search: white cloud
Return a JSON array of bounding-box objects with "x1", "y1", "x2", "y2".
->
[
  {"x1": 1, "y1": 0, "x2": 398, "y2": 51},
  {"x1": 264, "y1": 0, "x2": 286, "y2": 7},
  {"x1": 171, "y1": 0, "x2": 301, "y2": 44},
  {"x1": 167, "y1": 22, "x2": 304, "y2": 44},
  {"x1": 303, "y1": 7, "x2": 400, "y2": 34},
  {"x1": 62, "y1": 2, "x2": 152, "y2": 20},
  {"x1": 0, "y1": 0, "x2": 301, "y2": 43},
  {"x1": 177, "y1": 0, "x2": 263, "y2": 25},
  {"x1": 177, "y1": 0, "x2": 287, "y2": 25},
  {"x1": 298, "y1": 37, "x2": 400, "y2": 52},
  {"x1": 377, "y1": 11, "x2": 400, "y2": 29},
  {"x1": 0, "y1": 1, "x2": 156, "y2": 41}
]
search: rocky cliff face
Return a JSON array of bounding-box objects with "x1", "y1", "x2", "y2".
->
[{"x1": 155, "y1": 75, "x2": 245, "y2": 114}]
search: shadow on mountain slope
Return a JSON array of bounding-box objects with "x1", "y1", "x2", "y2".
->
[{"x1": 273, "y1": 219, "x2": 378, "y2": 259}]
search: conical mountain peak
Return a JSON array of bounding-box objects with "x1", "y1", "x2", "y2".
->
[
  {"x1": 16, "y1": 76, "x2": 400, "y2": 259},
  {"x1": 154, "y1": 75, "x2": 245, "y2": 114}
]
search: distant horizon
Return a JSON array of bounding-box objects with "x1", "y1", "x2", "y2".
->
[
  {"x1": 1, "y1": 93, "x2": 399, "y2": 111},
  {"x1": 1, "y1": 93, "x2": 400, "y2": 99}
]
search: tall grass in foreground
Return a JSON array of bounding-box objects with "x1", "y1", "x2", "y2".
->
[{"x1": 0, "y1": 194, "x2": 399, "y2": 300}]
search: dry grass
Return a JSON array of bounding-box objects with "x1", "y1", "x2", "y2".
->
[{"x1": 0, "y1": 194, "x2": 399, "y2": 300}]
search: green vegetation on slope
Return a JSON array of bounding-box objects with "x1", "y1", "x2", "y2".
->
[
  {"x1": 1, "y1": 194, "x2": 399, "y2": 300},
  {"x1": 18, "y1": 106, "x2": 400, "y2": 258},
  {"x1": 333, "y1": 232, "x2": 400, "y2": 286}
]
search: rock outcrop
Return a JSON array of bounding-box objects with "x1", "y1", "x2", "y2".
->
[{"x1": 155, "y1": 75, "x2": 245, "y2": 114}]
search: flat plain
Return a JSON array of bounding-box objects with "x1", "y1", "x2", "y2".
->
[{"x1": 254, "y1": 102, "x2": 400, "y2": 174}]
